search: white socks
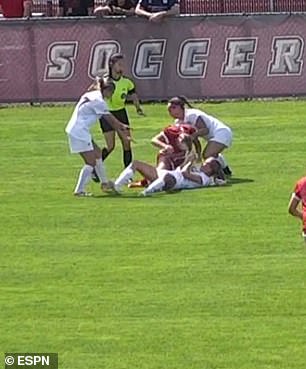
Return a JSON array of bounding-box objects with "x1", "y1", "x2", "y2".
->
[
  {"x1": 143, "y1": 177, "x2": 165, "y2": 195},
  {"x1": 114, "y1": 164, "x2": 135, "y2": 190},
  {"x1": 95, "y1": 158, "x2": 108, "y2": 183},
  {"x1": 74, "y1": 164, "x2": 94, "y2": 194}
]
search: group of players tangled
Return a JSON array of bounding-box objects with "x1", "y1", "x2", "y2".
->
[{"x1": 65, "y1": 53, "x2": 233, "y2": 197}]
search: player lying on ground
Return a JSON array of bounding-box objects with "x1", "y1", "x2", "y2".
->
[{"x1": 112, "y1": 154, "x2": 226, "y2": 196}]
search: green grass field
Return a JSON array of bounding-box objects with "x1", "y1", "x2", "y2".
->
[{"x1": 1, "y1": 100, "x2": 306, "y2": 369}]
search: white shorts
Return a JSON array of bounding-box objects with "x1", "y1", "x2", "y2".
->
[
  {"x1": 67, "y1": 135, "x2": 93, "y2": 154},
  {"x1": 210, "y1": 128, "x2": 232, "y2": 147}
]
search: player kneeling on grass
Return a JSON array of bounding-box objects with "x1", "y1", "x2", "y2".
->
[
  {"x1": 65, "y1": 78, "x2": 131, "y2": 197},
  {"x1": 128, "y1": 126, "x2": 201, "y2": 188}
]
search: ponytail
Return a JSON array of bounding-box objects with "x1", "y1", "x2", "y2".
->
[
  {"x1": 108, "y1": 53, "x2": 124, "y2": 78},
  {"x1": 168, "y1": 96, "x2": 193, "y2": 109}
]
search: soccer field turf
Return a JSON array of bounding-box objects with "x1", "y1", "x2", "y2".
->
[{"x1": 1, "y1": 100, "x2": 306, "y2": 369}]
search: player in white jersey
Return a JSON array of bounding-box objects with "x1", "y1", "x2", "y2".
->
[
  {"x1": 111, "y1": 154, "x2": 224, "y2": 196},
  {"x1": 65, "y1": 78, "x2": 131, "y2": 196},
  {"x1": 167, "y1": 96, "x2": 233, "y2": 176}
]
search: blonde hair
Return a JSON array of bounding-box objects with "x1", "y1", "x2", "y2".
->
[
  {"x1": 87, "y1": 77, "x2": 115, "y2": 93},
  {"x1": 87, "y1": 77, "x2": 102, "y2": 91}
]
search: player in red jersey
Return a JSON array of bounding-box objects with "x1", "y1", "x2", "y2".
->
[
  {"x1": 288, "y1": 176, "x2": 306, "y2": 241},
  {"x1": 0, "y1": 0, "x2": 32, "y2": 17},
  {"x1": 152, "y1": 123, "x2": 202, "y2": 170},
  {"x1": 128, "y1": 123, "x2": 201, "y2": 188}
]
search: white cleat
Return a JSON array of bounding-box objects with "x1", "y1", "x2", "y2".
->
[
  {"x1": 109, "y1": 182, "x2": 122, "y2": 194},
  {"x1": 139, "y1": 190, "x2": 151, "y2": 197}
]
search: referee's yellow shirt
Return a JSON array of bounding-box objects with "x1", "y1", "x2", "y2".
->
[{"x1": 106, "y1": 76, "x2": 135, "y2": 111}]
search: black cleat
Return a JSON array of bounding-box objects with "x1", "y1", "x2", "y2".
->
[{"x1": 223, "y1": 166, "x2": 232, "y2": 177}]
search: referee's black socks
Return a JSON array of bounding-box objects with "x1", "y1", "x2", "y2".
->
[
  {"x1": 102, "y1": 148, "x2": 110, "y2": 160},
  {"x1": 124, "y1": 150, "x2": 132, "y2": 167}
]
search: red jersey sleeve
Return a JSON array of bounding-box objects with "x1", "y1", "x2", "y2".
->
[{"x1": 294, "y1": 177, "x2": 306, "y2": 200}]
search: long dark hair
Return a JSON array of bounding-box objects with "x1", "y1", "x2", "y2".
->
[
  {"x1": 108, "y1": 53, "x2": 124, "y2": 78},
  {"x1": 168, "y1": 96, "x2": 193, "y2": 109}
]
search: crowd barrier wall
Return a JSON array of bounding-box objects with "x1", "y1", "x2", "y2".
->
[
  {"x1": 1, "y1": 14, "x2": 306, "y2": 103},
  {"x1": 29, "y1": 0, "x2": 306, "y2": 15}
]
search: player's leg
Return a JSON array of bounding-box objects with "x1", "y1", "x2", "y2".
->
[
  {"x1": 202, "y1": 141, "x2": 232, "y2": 176},
  {"x1": 91, "y1": 117, "x2": 116, "y2": 183},
  {"x1": 114, "y1": 160, "x2": 158, "y2": 192},
  {"x1": 74, "y1": 150, "x2": 97, "y2": 196},
  {"x1": 115, "y1": 108, "x2": 132, "y2": 167},
  {"x1": 128, "y1": 153, "x2": 168, "y2": 188},
  {"x1": 67, "y1": 135, "x2": 95, "y2": 196},
  {"x1": 99, "y1": 116, "x2": 116, "y2": 160},
  {"x1": 92, "y1": 141, "x2": 108, "y2": 188},
  {"x1": 118, "y1": 128, "x2": 132, "y2": 167},
  {"x1": 142, "y1": 173, "x2": 176, "y2": 196}
]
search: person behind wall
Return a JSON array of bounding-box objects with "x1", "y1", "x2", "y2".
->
[
  {"x1": 0, "y1": 0, "x2": 32, "y2": 18},
  {"x1": 135, "y1": 0, "x2": 179, "y2": 22},
  {"x1": 94, "y1": 0, "x2": 136, "y2": 16},
  {"x1": 58, "y1": 0, "x2": 94, "y2": 16}
]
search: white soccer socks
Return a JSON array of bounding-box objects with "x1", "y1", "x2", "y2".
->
[
  {"x1": 142, "y1": 177, "x2": 165, "y2": 196},
  {"x1": 74, "y1": 164, "x2": 94, "y2": 195},
  {"x1": 114, "y1": 164, "x2": 135, "y2": 192},
  {"x1": 95, "y1": 158, "x2": 108, "y2": 184}
]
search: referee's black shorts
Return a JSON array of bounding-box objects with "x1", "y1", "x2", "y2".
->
[{"x1": 99, "y1": 108, "x2": 130, "y2": 133}]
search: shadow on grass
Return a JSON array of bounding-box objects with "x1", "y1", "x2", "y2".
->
[
  {"x1": 92, "y1": 192, "x2": 161, "y2": 199},
  {"x1": 228, "y1": 177, "x2": 254, "y2": 185}
]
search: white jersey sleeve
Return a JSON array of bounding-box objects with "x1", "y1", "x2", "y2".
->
[{"x1": 92, "y1": 98, "x2": 109, "y2": 116}]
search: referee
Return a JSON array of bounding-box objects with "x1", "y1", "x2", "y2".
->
[{"x1": 99, "y1": 53, "x2": 144, "y2": 168}]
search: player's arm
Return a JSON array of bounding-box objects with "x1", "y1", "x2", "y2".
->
[
  {"x1": 127, "y1": 81, "x2": 144, "y2": 115},
  {"x1": 181, "y1": 170, "x2": 203, "y2": 185},
  {"x1": 150, "y1": 0, "x2": 179, "y2": 19},
  {"x1": 288, "y1": 194, "x2": 303, "y2": 220},
  {"x1": 130, "y1": 92, "x2": 144, "y2": 115},
  {"x1": 193, "y1": 137, "x2": 202, "y2": 161},
  {"x1": 151, "y1": 132, "x2": 173, "y2": 153},
  {"x1": 103, "y1": 113, "x2": 129, "y2": 132},
  {"x1": 135, "y1": 0, "x2": 152, "y2": 18},
  {"x1": 191, "y1": 117, "x2": 209, "y2": 139}
]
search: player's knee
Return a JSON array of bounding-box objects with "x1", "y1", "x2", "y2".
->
[
  {"x1": 95, "y1": 147, "x2": 102, "y2": 159},
  {"x1": 106, "y1": 144, "x2": 115, "y2": 153},
  {"x1": 131, "y1": 160, "x2": 140, "y2": 169},
  {"x1": 163, "y1": 174, "x2": 176, "y2": 190}
]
